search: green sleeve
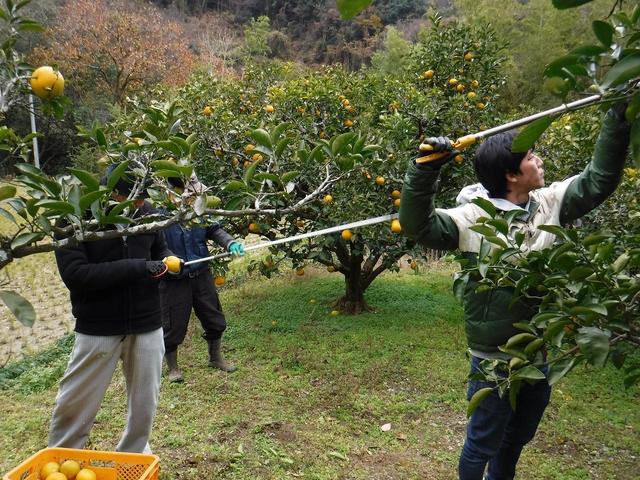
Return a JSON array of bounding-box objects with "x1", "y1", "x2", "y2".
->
[
  {"x1": 560, "y1": 109, "x2": 632, "y2": 224},
  {"x1": 399, "y1": 160, "x2": 460, "y2": 250}
]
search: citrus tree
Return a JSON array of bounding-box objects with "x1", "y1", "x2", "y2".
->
[{"x1": 95, "y1": 18, "x2": 506, "y2": 313}]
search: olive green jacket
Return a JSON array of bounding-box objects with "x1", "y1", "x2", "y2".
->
[{"x1": 399, "y1": 110, "x2": 631, "y2": 353}]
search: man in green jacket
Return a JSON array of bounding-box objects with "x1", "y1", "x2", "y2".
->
[{"x1": 399, "y1": 105, "x2": 632, "y2": 480}]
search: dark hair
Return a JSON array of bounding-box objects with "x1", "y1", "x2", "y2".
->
[
  {"x1": 100, "y1": 164, "x2": 149, "y2": 198},
  {"x1": 473, "y1": 130, "x2": 528, "y2": 198}
]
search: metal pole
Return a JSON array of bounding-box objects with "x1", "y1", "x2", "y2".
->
[
  {"x1": 28, "y1": 94, "x2": 40, "y2": 168},
  {"x1": 184, "y1": 213, "x2": 399, "y2": 266}
]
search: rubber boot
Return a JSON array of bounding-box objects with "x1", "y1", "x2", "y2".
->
[
  {"x1": 208, "y1": 338, "x2": 237, "y2": 373},
  {"x1": 165, "y1": 350, "x2": 184, "y2": 383}
]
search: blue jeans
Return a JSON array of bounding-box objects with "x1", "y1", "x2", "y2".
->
[{"x1": 458, "y1": 356, "x2": 551, "y2": 480}]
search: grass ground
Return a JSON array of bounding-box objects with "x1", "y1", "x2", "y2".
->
[{"x1": 1, "y1": 268, "x2": 639, "y2": 479}]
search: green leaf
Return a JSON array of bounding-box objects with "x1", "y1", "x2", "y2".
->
[
  {"x1": 68, "y1": 168, "x2": 99, "y2": 191},
  {"x1": 334, "y1": 154, "x2": 355, "y2": 172},
  {"x1": 548, "y1": 357, "x2": 576, "y2": 385},
  {"x1": 331, "y1": 132, "x2": 355, "y2": 155},
  {"x1": 601, "y1": 53, "x2": 640, "y2": 89},
  {"x1": 223, "y1": 180, "x2": 247, "y2": 192},
  {"x1": 150, "y1": 160, "x2": 181, "y2": 171},
  {"x1": 11, "y1": 232, "x2": 43, "y2": 250},
  {"x1": 34, "y1": 200, "x2": 76, "y2": 215},
  {"x1": 243, "y1": 157, "x2": 262, "y2": 185},
  {"x1": 309, "y1": 144, "x2": 325, "y2": 163},
  {"x1": 486, "y1": 218, "x2": 509, "y2": 236},
  {"x1": 95, "y1": 128, "x2": 107, "y2": 148},
  {"x1": 543, "y1": 55, "x2": 580, "y2": 77},
  {"x1": 485, "y1": 236, "x2": 508, "y2": 249},
  {"x1": 253, "y1": 173, "x2": 280, "y2": 183},
  {"x1": 512, "y1": 115, "x2": 556, "y2": 153},
  {"x1": 169, "y1": 136, "x2": 190, "y2": 155},
  {"x1": 512, "y1": 365, "x2": 546, "y2": 381},
  {"x1": 275, "y1": 137, "x2": 290, "y2": 157},
  {"x1": 281, "y1": 170, "x2": 300, "y2": 184},
  {"x1": 552, "y1": 0, "x2": 593, "y2": 9},
  {"x1": 470, "y1": 225, "x2": 496, "y2": 237},
  {"x1": 250, "y1": 128, "x2": 273, "y2": 150},
  {"x1": 568, "y1": 265, "x2": 593, "y2": 281},
  {"x1": 471, "y1": 198, "x2": 496, "y2": 217},
  {"x1": 592, "y1": 20, "x2": 615, "y2": 47},
  {"x1": 155, "y1": 141, "x2": 182, "y2": 157},
  {"x1": 582, "y1": 233, "x2": 610, "y2": 246},
  {"x1": 576, "y1": 327, "x2": 610, "y2": 367},
  {"x1": 625, "y1": 92, "x2": 640, "y2": 123},
  {"x1": 336, "y1": 0, "x2": 372, "y2": 19},
  {"x1": 106, "y1": 161, "x2": 130, "y2": 192},
  {"x1": 570, "y1": 45, "x2": 608, "y2": 56},
  {"x1": 0, "y1": 184, "x2": 17, "y2": 200},
  {"x1": 570, "y1": 304, "x2": 607, "y2": 316},
  {"x1": 271, "y1": 122, "x2": 291, "y2": 143},
  {"x1": 0, "y1": 290, "x2": 36, "y2": 327},
  {"x1": 467, "y1": 387, "x2": 493, "y2": 417},
  {"x1": 79, "y1": 190, "x2": 107, "y2": 210}
]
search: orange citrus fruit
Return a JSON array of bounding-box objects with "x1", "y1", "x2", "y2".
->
[
  {"x1": 75, "y1": 469, "x2": 96, "y2": 480},
  {"x1": 341, "y1": 229, "x2": 353, "y2": 241},
  {"x1": 391, "y1": 219, "x2": 402, "y2": 233},
  {"x1": 45, "y1": 473, "x2": 67, "y2": 480},
  {"x1": 264, "y1": 105, "x2": 274, "y2": 113},
  {"x1": 163, "y1": 256, "x2": 182, "y2": 273},
  {"x1": 202, "y1": 106, "x2": 213, "y2": 116},
  {"x1": 214, "y1": 275, "x2": 225, "y2": 286},
  {"x1": 322, "y1": 194, "x2": 333, "y2": 204},
  {"x1": 375, "y1": 176, "x2": 385, "y2": 186}
]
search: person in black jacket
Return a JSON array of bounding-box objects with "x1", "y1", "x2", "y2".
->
[
  {"x1": 161, "y1": 175, "x2": 245, "y2": 382},
  {"x1": 48, "y1": 166, "x2": 181, "y2": 453}
]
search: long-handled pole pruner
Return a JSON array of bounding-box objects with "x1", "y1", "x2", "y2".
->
[
  {"x1": 183, "y1": 213, "x2": 399, "y2": 266},
  {"x1": 174, "y1": 94, "x2": 607, "y2": 270},
  {"x1": 416, "y1": 93, "x2": 603, "y2": 164}
]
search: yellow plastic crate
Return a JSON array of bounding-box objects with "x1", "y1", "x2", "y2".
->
[{"x1": 3, "y1": 447, "x2": 159, "y2": 480}]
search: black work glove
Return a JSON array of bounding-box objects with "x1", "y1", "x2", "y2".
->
[
  {"x1": 146, "y1": 260, "x2": 168, "y2": 278},
  {"x1": 609, "y1": 97, "x2": 632, "y2": 124},
  {"x1": 415, "y1": 136, "x2": 460, "y2": 170}
]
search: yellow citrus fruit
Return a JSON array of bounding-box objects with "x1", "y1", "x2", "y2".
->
[
  {"x1": 448, "y1": 78, "x2": 458, "y2": 86},
  {"x1": 344, "y1": 119, "x2": 354, "y2": 127},
  {"x1": 243, "y1": 160, "x2": 251, "y2": 169},
  {"x1": 265, "y1": 105, "x2": 275, "y2": 113},
  {"x1": 244, "y1": 144, "x2": 255, "y2": 152},
  {"x1": 202, "y1": 106, "x2": 213, "y2": 116},
  {"x1": 342, "y1": 99, "x2": 350, "y2": 106},
  {"x1": 330, "y1": 310, "x2": 340, "y2": 316},
  {"x1": 75, "y1": 469, "x2": 96, "y2": 480},
  {"x1": 341, "y1": 229, "x2": 353, "y2": 241},
  {"x1": 248, "y1": 222, "x2": 261, "y2": 233},
  {"x1": 231, "y1": 157, "x2": 240, "y2": 167},
  {"x1": 45, "y1": 473, "x2": 67, "y2": 480},
  {"x1": 375, "y1": 176, "x2": 385, "y2": 186},
  {"x1": 163, "y1": 256, "x2": 182, "y2": 273},
  {"x1": 391, "y1": 219, "x2": 402, "y2": 233},
  {"x1": 410, "y1": 260, "x2": 417, "y2": 270},
  {"x1": 30, "y1": 66, "x2": 64, "y2": 100},
  {"x1": 467, "y1": 91, "x2": 477, "y2": 99},
  {"x1": 391, "y1": 189, "x2": 401, "y2": 199},
  {"x1": 59, "y1": 460, "x2": 81, "y2": 480},
  {"x1": 322, "y1": 194, "x2": 333, "y2": 204},
  {"x1": 476, "y1": 102, "x2": 486, "y2": 110},
  {"x1": 295, "y1": 267, "x2": 305, "y2": 276},
  {"x1": 424, "y1": 69, "x2": 435, "y2": 79},
  {"x1": 471, "y1": 79, "x2": 479, "y2": 88},
  {"x1": 464, "y1": 51, "x2": 474, "y2": 61},
  {"x1": 394, "y1": 198, "x2": 401, "y2": 208},
  {"x1": 327, "y1": 265, "x2": 336, "y2": 272},
  {"x1": 252, "y1": 153, "x2": 263, "y2": 162},
  {"x1": 456, "y1": 84, "x2": 465, "y2": 92},
  {"x1": 40, "y1": 462, "x2": 60, "y2": 480},
  {"x1": 214, "y1": 275, "x2": 225, "y2": 286}
]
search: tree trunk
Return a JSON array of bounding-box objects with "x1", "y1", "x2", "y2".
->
[{"x1": 334, "y1": 252, "x2": 371, "y2": 314}]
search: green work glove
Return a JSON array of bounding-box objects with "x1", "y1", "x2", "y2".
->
[{"x1": 228, "y1": 241, "x2": 245, "y2": 256}]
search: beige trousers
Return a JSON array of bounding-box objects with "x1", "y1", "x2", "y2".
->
[{"x1": 48, "y1": 328, "x2": 164, "y2": 453}]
